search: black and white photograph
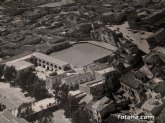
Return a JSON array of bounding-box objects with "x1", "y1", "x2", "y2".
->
[{"x1": 0, "y1": 0, "x2": 165, "y2": 123}]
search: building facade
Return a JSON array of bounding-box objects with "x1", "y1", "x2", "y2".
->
[
  {"x1": 46, "y1": 71, "x2": 67, "y2": 89},
  {"x1": 32, "y1": 52, "x2": 70, "y2": 71}
]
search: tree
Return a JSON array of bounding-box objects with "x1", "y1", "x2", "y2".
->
[
  {"x1": 32, "y1": 79, "x2": 51, "y2": 101},
  {"x1": 0, "y1": 103, "x2": 6, "y2": 111},
  {"x1": 0, "y1": 64, "x2": 4, "y2": 79},
  {"x1": 18, "y1": 70, "x2": 36, "y2": 90},
  {"x1": 53, "y1": 84, "x2": 69, "y2": 105},
  {"x1": 64, "y1": 96, "x2": 79, "y2": 118},
  {"x1": 18, "y1": 70, "x2": 51, "y2": 100},
  {"x1": 38, "y1": 110, "x2": 54, "y2": 123},
  {"x1": 53, "y1": 84, "x2": 93, "y2": 123},
  {"x1": 17, "y1": 102, "x2": 34, "y2": 121},
  {"x1": 71, "y1": 109, "x2": 93, "y2": 123},
  {"x1": 4, "y1": 66, "x2": 17, "y2": 81}
]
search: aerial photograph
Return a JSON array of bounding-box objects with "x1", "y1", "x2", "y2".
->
[{"x1": 0, "y1": 0, "x2": 165, "y2": 123}]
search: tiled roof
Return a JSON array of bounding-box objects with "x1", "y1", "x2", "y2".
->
[
  {"x1": 120, "y1": 71, "x2": 145, "y2": 89},
  {"x1": 63, "y1": 72, "x2": 94, "y2": 84},
  {"x1": 92, "y1": 96, "x2": 111, "y2": 111}
]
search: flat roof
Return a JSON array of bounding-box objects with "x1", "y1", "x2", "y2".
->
[
  {"x1": 6, "y1": 60, "x2": 34, "y2": 71},
  {"x1": 69, "y1": 90, "x2": 81, "y2": 96},
  {"x1": 96, "y1": 66, "x2": 116, "y2": 75},
  {"x1": 92, "y1": 96, "x2": 110, "y2": 111},
  {"x1": 141, "y1": 99, "x2": 162, "y2": 112},
  {"x1": 32, "y1": 98, "x2": 56, "y2": 112},
  {"x1": 48, "y1": 70, "x2": 66, "y2": 77},
  {"x1": 90, "y1": 80, "x2": 104, "y2": 87},
  {"x1": 33, "y1": 52, "x2": 69, "y2": 66},
  {"x1": 80, "y1": 79, "x2": 104, "y2": 87}
]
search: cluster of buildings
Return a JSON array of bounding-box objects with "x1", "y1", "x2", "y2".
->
[{"x1": 0, "y1": 0, "x2": 165, "y2": 123}]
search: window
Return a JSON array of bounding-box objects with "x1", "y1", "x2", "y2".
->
[
  {"x1": 59, "y1": 67, "x2": 61, "y2": 69},
  {"x1": 54, "y1": 65, "x2": 57, "y2": 68}
]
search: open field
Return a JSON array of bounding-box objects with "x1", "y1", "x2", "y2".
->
[
  {"x1": 0, "y1": 82, "x2": 35, "y2": 108},
  {"x1": 50, "y1": 43, "x2": 112, "y2": 66}
]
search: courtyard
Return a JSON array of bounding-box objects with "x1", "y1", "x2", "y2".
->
[{"x1": 50, "y1": 43, "x2": 112, "y2": 67}]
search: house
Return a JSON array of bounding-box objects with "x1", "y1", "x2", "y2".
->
[
  {"x1": 46, "y1": 70, "x2": 67, "y2": 89},
  {"x1": 94, "y1": 66, "x2": 118, "y2": 80},
  {"x1": 68, "y1": 90, "x2": 87, "y2": 101},
  {"x1": 62, "y1": 72, "x2": 95, "y2": 87},
  {"x1": 0, "y1": 110, "x2": 29, "y2": 123},
  {"x1": 23, "y1": 10, "x2": 46, "y2": 23},
  {"x1": 141, "y1": 8, "x2": 165, "y2": 24},
  {"x1": 119, "y1": 71, "x2": 148, "y2": 103},
  {"x1": 68, "y1": 90, "x2": 82, "y2": 97},
  {"x1": 100, "y1": 11, "x2": 126, "y2": 25},
  {"x1": 5, "y1": 60, "x2": 35, "y2": 79},
  {"x1": 90, "y1": 26, "x2": 122, "y2": 46},
  {"x1": 86, "y1": 96, "x2": 116, "y2": 123},
  {"x1": 153, "y1": 46, "x2": 165, "y2": 55},
  {"x1": 141, "y1": 99, "x2": 164, "y2": 116},
  {"x1": 79, "y1": 79, "x2": 105, "y2": 99},
  {"x1": 143, "y1": 50, "x2": 165, "y2": 79},
  {"x1": 146, "y1": 28, "x2": 165, "y2": 49},
  {"x1": 78, "y1": 94, "x2": 93, "y2": 107},
  {"x1": 32, "y1": 52, "x2": 70, "y2": 71},
  {"x1": 5, "y1": 52, "x2": 71, "y2": 74},
  {"x1": 148, "y1": 78, "x2": 165, "y2": 97},
  {"x1": 139, "y1": 65, "x2": 153, "y2": 79}
]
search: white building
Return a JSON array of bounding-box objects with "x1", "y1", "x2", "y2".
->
[
  {"x1": 32, "y1": 52, "x2": 70, "y2": 71},
  {"x1": 46, "y1": 70, "x2": 67, "y2": 89},
  {"x1": 94, "y1": 66, "x2": 118, "y2": 80},
  {"x1": 62, "y1": 72, "x2": 94, "y2": 87},
  {"x1": 5, "y1": 60, "x2": 35, "y2": 78}
]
